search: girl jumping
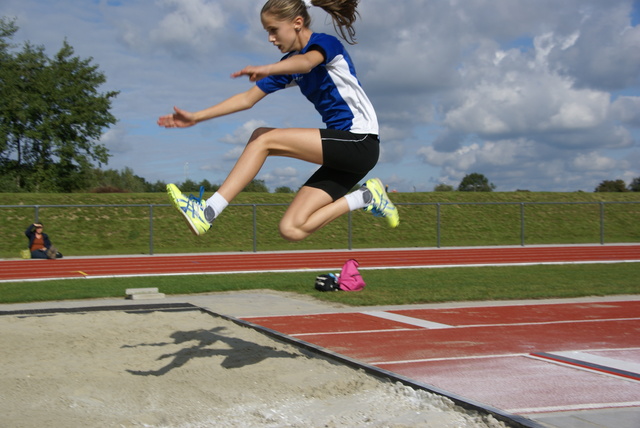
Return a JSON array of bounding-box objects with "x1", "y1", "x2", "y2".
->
[{"x1": 158, "y1": 0, "x2": 399, "y2": 240}]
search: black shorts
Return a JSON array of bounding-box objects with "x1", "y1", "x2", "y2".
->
[{"x1": 304, "y1": 129, "x2": 379, "y2": 201}]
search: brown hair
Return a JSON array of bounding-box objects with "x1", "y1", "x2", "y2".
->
[{"x1": 261, "y1": 0, "x2": 360, "y2": 44}]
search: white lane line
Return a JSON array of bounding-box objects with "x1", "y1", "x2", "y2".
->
[
  {"x1": 290, "y1": 310, "x2": 453, "y2": 337},
  {"x1": 290, "y1": 316, "x2": 640, "y2": 338},
  {"x1": 370, "y1": 353, "x2": 526, "y2": 366},
  {"x1": 509, "y1": 401, "x2": 640, "y2": 414},
  {"x1": 457, "y1": 317, "x2": 640, "y2": 329},
  {"x1": 372, "y1": 348, "x2": 640, "y2": 367},
  {"x1": 528, "y1": 351, "x2": 640, "y2": 382},
  {"x1": 291, "y1": 328, "x2": 418, "y2": 337},
  {"x1": 548, "y1": 351, "x2": 640, "y2": 375},
  {"x1": 362, "y1": 310, "x2": 453, "y2": 329}
]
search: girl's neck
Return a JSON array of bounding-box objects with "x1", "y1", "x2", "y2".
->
[{"x1": 296, "y1": 28, "x2": 313, "y2": 51}]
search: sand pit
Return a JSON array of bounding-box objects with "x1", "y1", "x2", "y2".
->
[{"x1": 0, "y1": 307, "x2": 509, "y2": 427}]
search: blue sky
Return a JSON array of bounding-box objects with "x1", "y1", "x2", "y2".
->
[{"x1": 4, "y1": 0, "x2": 640, "y2": 192}]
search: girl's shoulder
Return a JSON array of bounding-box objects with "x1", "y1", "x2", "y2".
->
[
  {"x1": 307, "y1": 32, "x2": 342, "y2": 48},
  {"x1": 305, "y1": 33, "x2": 346, "y2": 61}
]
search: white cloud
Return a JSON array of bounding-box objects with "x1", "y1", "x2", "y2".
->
[
  {"x1": 3, "y1": 0, "x2": 639, "y2": 192},
  {"x1": 547, "y1": 2, "x2": 640, "y2": 90},
  {"x1": 611, "y1": 96, "x2": 640, "y2": 126},
  {"x1": 100, "y1": 126, "x2": 131, "y2": 155},
  {"x1": 222, "y1": 146, "x2": 244, "y2": 161},
  {"x1": 443, "y1": 34, "x2": 612, "y2": 138},
  {"x1": 150, "y1": 0, "x2": 225, "y2": 55},
  {"x1": 571, "y1": 152, "x2": 620, "y2": 171},
  {"x1": 418, "y1": 139, "x2": 536, "y2": 173},
  {"x1": 260, "y1": 166, "x2": 301, "y2": 190},
  {"x1": 219, "y1": 120, "x2": 269, "y2": 145}
]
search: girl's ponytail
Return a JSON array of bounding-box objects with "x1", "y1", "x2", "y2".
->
[
  {"x1": 262, "y1": 0, "x2": 360, "y2": 45},
  {"x1": 310, "y1": 0, "x2": 360, "y2": 44}
]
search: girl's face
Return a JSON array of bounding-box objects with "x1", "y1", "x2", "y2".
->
[{"x1": 261, "y1": 12, "x2": 304, "y2": 53}]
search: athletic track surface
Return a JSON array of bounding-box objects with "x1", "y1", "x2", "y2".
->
[
  {"x1": 1, "y1": 244, "x2": 639, "y2": 282},
  {"x1": 2, "y1": 244, "x2": 639, "y2": 427},
  {"x1": 241, "y1": 299, "x2": 640, "y2": 425}
]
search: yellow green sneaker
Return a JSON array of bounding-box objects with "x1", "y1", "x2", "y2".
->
[
  {"x1": 166, "y1": 184, "x2": 211, "y2": 236},
  {"x1": 363, "y1": 178, "x2": 400, "y2": 228}
]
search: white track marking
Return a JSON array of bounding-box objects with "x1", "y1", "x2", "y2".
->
[
  {"x1": 362, "y1": 310, "x2": 453, "y2": 329},
  {"x1": 542, "y1": 351, "x2": 640, "y2": 375},
  {"x1": 509, "y1": 401, "x2": 640, "y2": 414}
]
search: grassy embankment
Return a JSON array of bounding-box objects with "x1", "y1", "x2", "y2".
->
[{"x1": 1, "y1": 192, "x2": 638, "y2": 305}]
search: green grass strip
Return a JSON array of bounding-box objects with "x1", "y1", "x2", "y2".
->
[{"x1": 1, "y1": 263, "x2": 638, "y2": 305}]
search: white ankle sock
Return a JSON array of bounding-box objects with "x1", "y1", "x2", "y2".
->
[
  {"x1": 345, "y1": 187, "x2": 371, "y2": 211},
  {"x1": 205, "y1": 192, "x2": 229, "y2": 218}
]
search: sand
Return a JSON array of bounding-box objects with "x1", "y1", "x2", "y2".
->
[{"x1": 0, "y1": 308, "x2": 509, "y2": 427}]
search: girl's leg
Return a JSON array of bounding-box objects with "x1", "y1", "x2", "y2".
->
[
  {"x1": 213, "y1": 127, "x2": 362, "y2": 240},
  {"x1": 168, "y1": 127, "x2": 332, "y2": 237},
  {"x1": 216, "y1": 127, "x2": 323, "y2": 203},
  {"x1": 169, "y1": 123, "x2": 395, "y2": 239},
  {"x1": 278, "y1": 186, "x2": 351, "y2": 241}
]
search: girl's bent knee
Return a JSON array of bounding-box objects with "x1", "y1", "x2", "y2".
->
[
  {"x1": 249, "y1": 127, "x2": 274, "y2": 142},
  {"x1": 278, "y1": 223, "x2": 307, "y2": 242}
]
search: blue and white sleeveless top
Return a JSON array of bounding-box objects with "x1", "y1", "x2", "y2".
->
[{"x1": 256, "y1": 33, "x2": 378, "y2": 135}]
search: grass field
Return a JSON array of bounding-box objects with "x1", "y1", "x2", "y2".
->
[
  {"x1": 1, "y1": 191, "x2": 639, "y2": 257},
  {"x1": 1, "y1": 262, "x2": 638, "y2": 306},
  {"x1": 1, "y1": 191, "x2": 638, "y2": 305}
]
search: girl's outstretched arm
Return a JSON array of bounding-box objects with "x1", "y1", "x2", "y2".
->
[
  {"x1": 231, "y1": 50, "x2": 324, "y2": 82},
  {"x1": 158, "y1": 85, "x2": 267, "y2": 128}
]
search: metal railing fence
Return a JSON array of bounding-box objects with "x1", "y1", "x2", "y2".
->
[
  {"x1": 428, "y1": 201, "x2": 637, "y2": 247},
  {"x1": 2, "y1": 201, "x2": 638, "y2": 255}
]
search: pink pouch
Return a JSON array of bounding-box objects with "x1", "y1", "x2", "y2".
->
[{"x1": 338, "y1": 259, "x2": 366, "y2": 291}]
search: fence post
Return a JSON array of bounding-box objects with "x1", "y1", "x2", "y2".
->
[
  {"x1": 600, "y1": 202, "x2": 605, "y2": 245},
  {"x1": 520, "y1": 203, "x2": 525, "y2": 246},
  {"x1": 436, "y1": 203, "x2": 441, "y2": 248},
  {"x1": 252, "y1": 204, "x2": 258, "y2": 252},
  {"x1": 34, "y1": 205, "x2": 40, "y2": 223},
  {"x1": 348, "y1": 211, "x2": 353, "y2": 250},
  {"x1": 149, "y1": 204, "x2": 154, "y2": 255}
]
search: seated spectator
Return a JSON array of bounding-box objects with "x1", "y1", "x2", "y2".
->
[{"x1": 25, "y1": 223, "x2": 63, "y2": 259}]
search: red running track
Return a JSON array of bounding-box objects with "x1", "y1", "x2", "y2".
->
[
  {"x1": 242, "y1": 300, "x2": 640, "y2": 417},
  {"x1": 1, "y1": 244, "x2": 639, "y2": 282},
  {"x1": 2, "y1": 244, "x2": 639, "y2": 423}
]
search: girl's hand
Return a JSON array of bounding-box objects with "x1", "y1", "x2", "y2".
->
[
  {"x1": 157, "y1": 107, "x2": 197, "y2": 128},
  {"x1": 231, "y1": 65, "x2": 271, "y2": 82}
]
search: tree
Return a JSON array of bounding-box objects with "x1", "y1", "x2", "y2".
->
[
  {"x1": 243, "y1": 179, "x2": 269, "y2": 192},
  {"x1": 179, "y1": 179, "x2": 200, "y2": 193},
  {"x1": 434, "y1": 183, "x2": 454, "y2": 192},
  {"x1": 0, "y1": 20, "x2": 118, "y2": 192},
  {"x1": 457, "y1": 173, "x2": 496, "y2": 192},
  {"x1": 81, "y1": 166, "x2": 151, "y2": 192},
  {"x1": 0, "y1": 17, "x2": 16, "y2": 53},
  {"x1": 629, "y1": 177, "x2": 640, "y2": 192},
  {"x1": 275, "y1": 186, "x2": 294, "y2": 193},
  {"x1": 595, "y1": 179, "x2": 628, "y2": 192},
  {"x1": 147, "y1": 180, "x2": 167, "y2": 193},
  {"x1": 198, "y1": 179, "x2": 220, "y2": 193}
]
